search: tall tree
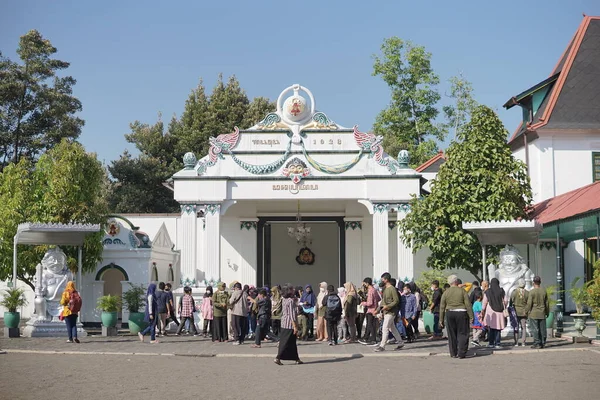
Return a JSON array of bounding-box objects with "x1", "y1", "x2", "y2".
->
[
  {"x1": 443, "y1": 73, "x2": 478, "y2": 141},
  {"x1": 242, "y1": 96, "x2": 276, "y2": 129},
  {"x1": 107, "y1": 74, "x2": 275, "y2": 214},
  {"x1": 0, "y1": 30, "x2": 83, "y2": 169},
  {"x1": 372, "y1": 37, "x2": 444, "y2": 167},
  {"x1": 398, "y1": 106, "x2": 532, "y2": 280},
  {"x1": 0, "y1": 140, "x2": 107, "y2": 289}
]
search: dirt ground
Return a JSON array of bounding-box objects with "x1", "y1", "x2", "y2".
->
[{"x1": 1, "y1": 350, "x2": 599, "y2": 400}]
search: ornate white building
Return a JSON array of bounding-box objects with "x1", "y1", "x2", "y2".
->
[{"x1": 170, "y1": 84, "x2": 425, "y2": 292}]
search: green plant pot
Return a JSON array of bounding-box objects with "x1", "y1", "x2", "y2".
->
[
  {"x1": 128, "y1": 312, "x2": 147, "y2": 334},
  {"x1": 422, "y1": 310, "x2": 434, "y2": 334},
  {"x1": 546, "y1": 311, "x2": 555, "y2": 329},
  {"x1": 4, "y1": 311, "x2": 20, "y2": 328},
  {"x1": 101, "y1": 311, "x2": 118, "y2": 328}
]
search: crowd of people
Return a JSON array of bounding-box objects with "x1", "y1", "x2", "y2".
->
[{"x1": 57, "y1": 271, "x2": 550, "y2": 361}]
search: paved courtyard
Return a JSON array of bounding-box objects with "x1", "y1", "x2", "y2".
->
[{"x1": 1, "y1": 348, "x2": 599, "y2": 400}]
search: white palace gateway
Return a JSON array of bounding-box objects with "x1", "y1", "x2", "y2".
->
[{"x1": 171, "y1": 84, "x2": 426, "y2": 292}]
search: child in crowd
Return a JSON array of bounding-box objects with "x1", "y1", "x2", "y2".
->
[
  {"x1": 201, "y1": 286, "x2": 213, "y2": 338},
  {"x1": 471, "y1": 292, "x2": 484, "y2": 346}
]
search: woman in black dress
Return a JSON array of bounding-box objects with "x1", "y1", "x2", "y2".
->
[{"x1": 274, "y1": 285, "x2": 303, "y2": 365}]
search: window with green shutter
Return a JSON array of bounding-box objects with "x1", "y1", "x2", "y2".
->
[{"x1": 594, "y1": 152, "x2": 600, "y2": 182}]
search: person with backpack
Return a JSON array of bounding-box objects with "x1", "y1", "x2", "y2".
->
[
  {"x1": 176, "y1": 286, "x2": 199, "y2": 336},
  {"x1": 321, "y1": 285, "x2": 342, "y2": 345},
  {"x1": 60, "y1": 281, "x2": 82, "y2": 343},
  {"x1": 155, "y1": 282, "x2": 169, "y2": 336}
]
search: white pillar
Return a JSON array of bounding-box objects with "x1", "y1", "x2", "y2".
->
[
  {"x1": 180, "y1": 204, "x2": 198, "y2": 287},
  {"x1": 388, "y1": 219, "x2": 398, "y2": 280},
  {"x1": 396, "y1": 204, "x2": 414, "y2": 282},
  {"x1": 239, "y1": 219, "x2": 258, "y2": 286},
  {"x1": 372, "y1": 203, "x2": 390, "y2": 280},
  {"x1": 203, "y1": 204, "x2": 221, "y2": 284},
  {"x1": 344, "y1": 219, "x2": 363, "y2": 286}
]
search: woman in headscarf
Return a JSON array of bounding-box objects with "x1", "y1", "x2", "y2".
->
[
  {"x1": 274, "y1": 285, "x2": 303, "y2": 365},
  {"x1": 59, "y1": 281, "x2": 80, "y2": 343},
  {"x1": 212, "y1": 282, "x2": 229, "y2": 342},
  {"x1": 343, "y1": 282, "x2": 358, "y2": 343},
  {"x1": 315, "y1": 282, "x2": 328, "y2": 341},
  {"x1": 300, "y1": 284, "x2": 316, "y2": 339},
  {"x1": 138, "y1": 283, "x2": 159, "y2": 343},
  {"x1": 481, "y1": 277, "x2": 507, "y2": 348},
  {"x1": 271, "y1": 286, "x2": 282, "y2": 339}
]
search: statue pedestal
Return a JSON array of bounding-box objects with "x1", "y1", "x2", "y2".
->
[
  {"x1": 22, "y1": 318, "x2": 88, "y2": 338},
  {"x1": 102, "y1": 326, "x2": 118, "y2": 336},
  {"x1": 4, "y1": 327, "x2": 20, "y2": 338}
]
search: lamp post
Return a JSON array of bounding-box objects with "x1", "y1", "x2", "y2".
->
[{"x1": 556, "y1": 227, "x2": 563, "y2": 334}]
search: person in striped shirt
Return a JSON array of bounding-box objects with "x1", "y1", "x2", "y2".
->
[{"x1": 274, "y1": 285, "x2": 303, "y2": 365}]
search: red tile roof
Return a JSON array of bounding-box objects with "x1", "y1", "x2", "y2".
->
[
  {"x1": 530, "y1": 181, "x2": 600, "y2": 224},
  {"x1": 415, "y1": 150, "x2": 445, "y2": 172}
]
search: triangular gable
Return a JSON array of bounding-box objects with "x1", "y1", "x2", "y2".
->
[
  {"x1": 415, "y1": 151, "x2": 445, "y2": 173},
  {"x1": 152, "y1": 222, "x2": 174, "y2": 250}
]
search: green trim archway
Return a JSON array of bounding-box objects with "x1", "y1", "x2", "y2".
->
[{"x1": 95, "y1": 263, "x2": 129, "y2": 281}]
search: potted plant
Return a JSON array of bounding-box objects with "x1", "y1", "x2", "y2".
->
[
  {"x1": 122, "y1": 284, "x2": 147, "y2": 334},
  {"x1": 96, "y1": 294, "x2": 122, "y2": 328},
  {"x1": 568, "y1": 277, "x2": 590, "y2": 337},
  {"x1": 415, "y1": 270, "x2": 448, "y2": 334},
  {"x1": 585, "y1": 259, "x2": 600, "y2": 340},
  {"x1": 0, "y1": 287, "x2": 28, "y2": 329}
]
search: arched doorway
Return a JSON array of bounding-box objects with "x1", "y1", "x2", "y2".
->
[{"x1": 96, "y1": 264, "x2": 129, "y2": 320}]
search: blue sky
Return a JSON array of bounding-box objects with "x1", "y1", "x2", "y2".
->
[{"x1": 1, "y1": 0, "x2": 599, "y2": 165}]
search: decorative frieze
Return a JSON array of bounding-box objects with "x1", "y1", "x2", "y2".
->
[
  {"x1": 388, "y1": 221, "x2": 397, "y2": 230},
  {"x1": 180, "y1": 204, "x2": 197, "y2": 215},
  {"x1": 240, "y1": 221, "x2": 257, "y2": 231},
  {"x1": 203, "y1": 204, "x2": 221, "y2": 215},
  {"x1": 373, "y1": 203, "x2": 390, "y2": 214},
  {"x1": 345, "y1": 221, "x2": 362, "y2": 230}
]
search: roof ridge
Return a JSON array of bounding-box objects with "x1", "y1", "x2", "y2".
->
[{"x1": 415, "y1": 150, "x2": 444, "y2": 172}]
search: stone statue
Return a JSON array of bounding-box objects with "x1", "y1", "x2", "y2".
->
[
  {"x1": 488, "y1": 245, "x2": 534, "y2": 301},
  {"x1": 33, "y1": 247, "x2": 72, "y2": 321}
]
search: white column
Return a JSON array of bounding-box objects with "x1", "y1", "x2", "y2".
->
[
  {"x1": 372, "y1": 203, "x2": 390, "y2": 280},
  {"x1": 179, "y1": 204, "x2": 198, "y2": 287},
  {"x1": 121, "y1": 281, "x2": 132, "y2": 323},
  {"x1": 344, "y1": 219, "x2": 363, "y2": 286},
  {"x1": 239, "y1": 219, "x2": 258, "y2": 286},
  {"x1": 396, "y1": 204, "x2": 414, "y2": 282},
  {"x1": 203, "y1": 204, "x2": 222, "y2": 284}
]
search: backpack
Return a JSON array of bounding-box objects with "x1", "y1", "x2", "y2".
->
[
  {"x1": 69, "y1": 291, "x2": 82, "y2": 314},
  {"x1": 326, "y1": 295, "x2": 342, "y2": 318}
]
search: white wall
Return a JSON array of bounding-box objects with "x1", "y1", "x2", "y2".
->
[{"x1": 0, "y1": 281, "x2": 35, "y2": 319}]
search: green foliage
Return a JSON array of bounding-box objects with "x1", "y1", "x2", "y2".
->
[
  {"x1": 399, "y1": 106, "x2": 533, "y2": 279},
  {"x1": 96, "y1": 294, "x2": 122, "y2": 312},
  {"x1": 546, "y1": 285, "x2": 559, "y2": 309},
  {"x1": 443, "y1": 73, "x2": 478, "y2": 141},
  {"x1": 0, "y1": 287, "x2": 28, "y2": 312},
  {"x1": 107, "y1": 74, "x2": 276, "y2": 213},
  {"x1": 569, "y1": 277, "x2": 589, "y2": 313},
  {"x1": 372, "y1": 37, "x2": 445, "y2": 167},
  {"x1": 587, "y1": 259, "x2": 600, "y2": 325},
  {"x1": 415, "y1": 269, "x2": 449, "y2": 303},
  {"x1": 0, "y1": 30, "x2": 83, "y2": 168},
  {"x1": 0, "y1": 140, "x2": 107, "y2": 289},
  {"x1": 122, "y1": 283, "x2": 146, "y2": 313}
]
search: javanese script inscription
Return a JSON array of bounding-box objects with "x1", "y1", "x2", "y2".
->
[
  {"x1": 272, "y1": 184, "x2": 319, "y2": 194},
  {"x1": 252, "y1": 139, "x2": 280, "y2": 146}
]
